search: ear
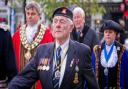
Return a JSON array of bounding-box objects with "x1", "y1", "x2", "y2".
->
[{"x1": 69, "y1": 24, "x2": 74, "y2": 33}]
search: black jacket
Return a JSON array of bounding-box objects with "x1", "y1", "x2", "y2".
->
[{"x1": 0, "y1": 27, "x2": 18, "y2": 83}]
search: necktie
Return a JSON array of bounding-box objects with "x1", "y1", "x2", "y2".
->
[
  {"x1": 76, "y1": 31, "x2": 81, "y2": 39},
  {"x1": 52, "y1": 46, "x2": 62, "y2": 89}
]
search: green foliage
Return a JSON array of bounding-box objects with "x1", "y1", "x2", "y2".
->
[
  {"x1": 9, "y1": 0, "x2": 106, "y2": 20},
  {"x1": 37, "y1": 0, "x2": 106, "y2": 19}
]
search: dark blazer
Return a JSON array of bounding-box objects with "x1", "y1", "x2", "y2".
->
[
  {"x1": 0, "y1": 28, "x2": 17, "y2": 83},
  {"x1": 8, "y1": 40, "x2": 99, "y2": 89},
  {"x1": 71, "y1": 25, "x2": 99, "y2": 52}
]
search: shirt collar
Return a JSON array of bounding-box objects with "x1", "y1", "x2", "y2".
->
[{"x1": 55, "y1": 38, "x2": 70, "y2": 53}]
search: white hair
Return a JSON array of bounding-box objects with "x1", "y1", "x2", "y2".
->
[{"x1": 73, "y1": 7, "x2": 85, "y2": 18}]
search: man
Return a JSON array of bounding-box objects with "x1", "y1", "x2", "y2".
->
[
  {"x1": 71, "y1": 6, "x2": 99, "y2": 52},
  {"x1": 92, "y1": 20, "x2": 128, "y2": 89},
  {"x1": 12, "y1": 1, "x2": 54, "y2": 89},
  {"x1": 0, "y1": 24, "x2": 18, "y2": 89},
  {"x1": 8, "y1": 7, "x2": 99, "y2": 89}
]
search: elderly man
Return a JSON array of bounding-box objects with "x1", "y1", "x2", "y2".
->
[
  {"x1": 71, "y1": 6, "x2": 99, "y2": 52},
  {"x1": 92, "y1": 20, "x2": 128, "y2": 89},
  {"x1": 12, "y1": 1, "x2": 54, "y2": 89},
  {"x1": 8, "y1": 7, "x2": 99, "y2": 89}
]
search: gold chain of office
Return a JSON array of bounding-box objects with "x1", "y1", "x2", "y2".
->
[{"x1": 20, "y1": 24, "x2": 46, "y2": 61}]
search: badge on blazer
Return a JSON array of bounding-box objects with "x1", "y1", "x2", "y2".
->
[
  {"x1": 73, "y1": 59, "x2": 79, "y2": 84},
  {"x1": 70, "y1": 58, "x2": 75, "y2": 67},
  {"x1": 73, "y1": 72, "x2": 79, "y2": 84}
]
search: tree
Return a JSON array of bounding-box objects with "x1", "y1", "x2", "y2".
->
[{"x1": 36, "y1": 0, "x2": 106, "y2": 20}]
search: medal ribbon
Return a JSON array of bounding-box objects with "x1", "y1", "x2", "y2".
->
[{"x1": 104, "y1": 43, "x2": 114, "y2": 62}]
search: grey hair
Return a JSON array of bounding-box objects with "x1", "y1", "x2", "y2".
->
[
  {"x1": 73, "y1": 7, "x2": 85, "y2": 18},
  {"x1": 25, "y1": 1, "x2": 41, "y2": 15},
  {"x1": 67, "y1": 18, "x2": 74, "y2": 28}
]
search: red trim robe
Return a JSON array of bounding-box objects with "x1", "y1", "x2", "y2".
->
[{"x1": 12, "y1": 25, "x2": 54, "y2": 89}]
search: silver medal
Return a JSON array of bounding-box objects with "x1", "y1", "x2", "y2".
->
[
  {"x1": 42, "y1": 65, "x2": 46, "y2": 70},
  {"x1": 104, "y1": 67, "x2": 108, "y2": 76},
  {"x1": 46, "y1": 66, "x2": 50, "y2": 71},
  {"x1": 75, "y1": 66, "x2": 79, "y2": 72},
  {"x1": 55, "y1": 70, "x2": 60, "y2": 79}
]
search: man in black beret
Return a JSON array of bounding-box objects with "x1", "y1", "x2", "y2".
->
[
  {"x1": 92, "y1": 20, "x2": 128, "y2": 89},
  {"x1": 8, "y1": 6, "x2": 99, "y2": 89},
  {"x1": 0, "y1": 24, "x2": 18, "y2": 89}
]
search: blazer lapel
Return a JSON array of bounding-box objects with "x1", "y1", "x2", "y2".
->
[{"x1": 60, "y1": 40, "x2": 76, "y2": 88}]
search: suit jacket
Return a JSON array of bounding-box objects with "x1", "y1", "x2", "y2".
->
[
  {"x1": 8, "y1": 40, "x2": 99, "y2": 89},
  {"x1": 71, "y1": 25, "x2": 99, "y2": 52}
]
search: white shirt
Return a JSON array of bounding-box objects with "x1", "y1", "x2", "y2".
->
[{"x1": 54, "y1": 38, "x2": 69, "y2": 87}]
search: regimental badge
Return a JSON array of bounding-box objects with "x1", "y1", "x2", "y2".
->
[{"x1": 61, "y1": 8, "x2": 67, "y2": 14}]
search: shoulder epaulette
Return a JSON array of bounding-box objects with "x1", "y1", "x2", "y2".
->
[{"x1": 0, "y1": 24, "x2": 9, "y2": 31}]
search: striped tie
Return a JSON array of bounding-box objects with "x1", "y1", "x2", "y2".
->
[{"x1": 52, "y1": 46, "x2": 61, "y2": 89}]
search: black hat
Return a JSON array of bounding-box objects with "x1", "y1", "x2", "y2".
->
[
  {"x1": 100, "y1": 20, "x2": 123, "y2": 33},
  {"x1": 52, "y1": 7, "x2": 73, "y2": 20}
]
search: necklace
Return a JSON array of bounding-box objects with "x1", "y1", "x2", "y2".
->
[{"x1": 20, "y1": 24, "x2": 46, "y2": 62}]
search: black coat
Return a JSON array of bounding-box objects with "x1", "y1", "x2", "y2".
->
[
  {"x1": 0, "y1": 28, "x2": 18, "y2": 83},
  {"x1": 71, "y1": 25, "x2": 99, "y2": 52}
]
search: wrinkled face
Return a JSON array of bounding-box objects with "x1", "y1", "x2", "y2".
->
[
  {"x1": 26, "y1": 8, "x2": 40, "y2": 26},
  {"x1": 104, "y1": 29, "x2": 117, "y2": 45},
  {"x1": 73, "y1": 12, "x2": 85, "y2": 30},
  {"x1": 52, "y1": 16, "x2": 73, "y2": 41}
]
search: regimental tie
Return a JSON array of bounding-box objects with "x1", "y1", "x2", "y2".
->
[{"x1": 52, "y1": 46, "x2": 62, "y2": 89}]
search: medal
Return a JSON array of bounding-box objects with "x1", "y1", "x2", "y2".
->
[
  {"x1": 46, "y1": 59, "x2": 50, "y2": 71},
  {"x1": 73, "y1": 72, "x2": 79, "y2": 84},
  {"x1": 46, "y1": 66, "x2": 50, "y2": 71},
  {"x1": 70, "y1": 59, "x2": 74, "y2": 67},
  {"x1": 42, "y1": 65, "x2": 46, "y2": 70},
  {"x1": 104, "y1": 67, "x2": 108, "y2": 76},
  {"x1": 75, "y1": 65, "x2": 79, "y2": 72},
  {"x1": 55, "y1": 70, "x2": 61, "y2": 79},
  {"x1": 25, "y1": 50, "x2": 31, "y2": 62}
]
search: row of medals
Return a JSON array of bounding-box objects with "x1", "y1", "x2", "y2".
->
[
  {"x1": 20, "y1": 24, "x2": 46, "y2": 62},
  {"x1": 37, "y1": 58, "x2": 50, "y2": 71}
]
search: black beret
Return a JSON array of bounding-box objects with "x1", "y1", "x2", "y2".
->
[
  {"x1": 52, "y1": 7, "x2": 73, "y2": 20},
  {"x1": 100, "y1": 20, "x2": 123, "y2": 33}
]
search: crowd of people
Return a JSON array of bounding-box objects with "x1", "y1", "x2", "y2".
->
[{"x1": 0, "y1": 1, "x2": 128, "y2": 89}]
